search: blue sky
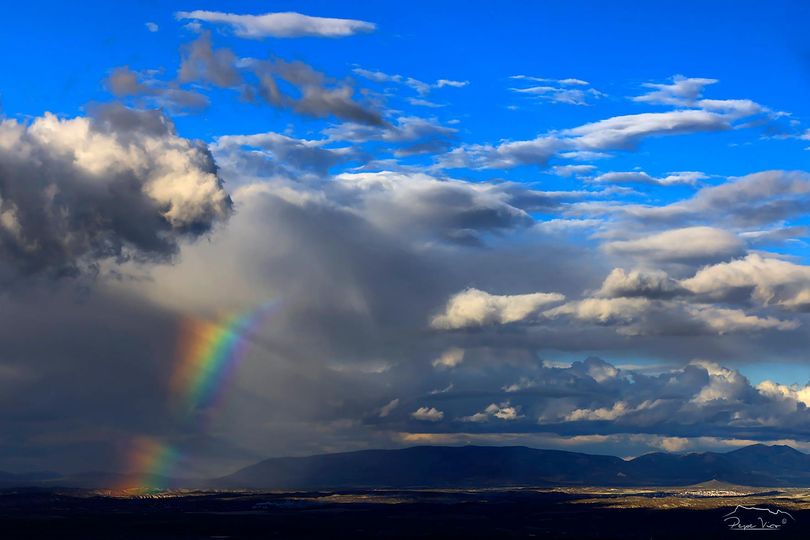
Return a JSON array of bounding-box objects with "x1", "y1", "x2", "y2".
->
[{"x1": 4, "y1": 1, "x2": 810, "y2": 475}]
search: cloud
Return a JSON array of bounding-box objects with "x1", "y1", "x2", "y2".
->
[
  {"x1": 431, "y1": 288, "x2": 565, "y2": 329},
  {"x1": 324, "y1": 116, "x2": 456, "y2": 155},
  {"x1": 145, "y1": 22, "x2": 159, "y2": 33},
  {"x1": 510, "y1": 76, "x2": 605, "y2": 106},
  {"x1": 687, "y1": 305, "x2": 799, "y2": 334},
  {"x1": 565, "y1": 401, "x2": 631, "y2": 421},
  {"x1": 433, "y1": 348, "x2": 465, "y2": 369},
  {"x1": 0, "y1": 105, "x2": 231, "y2": 281},
  {"x1": 681, "y1": 254, "x2": 810, "y2": 311},
  {"x1": 463, "y1": 402, "x2": 521, "y2": 422},
  {"x1": 175, "y1": 10, "x2": 376, "y2": 39},
  {"x1": 330, "y1": 172, "x2": 537, "y2": 244},
  {"x1": 352, "y1": 68, "x2": 467, "y2": 96},
  {"x1": 603, "y1": 226, "x2": 744, "y2": 263},
  {"x1": 379, "y1": 398, "x2": 400, "y2": 418},
  {"x1": 633, "y1": 75, "x2": 718, "y2": 106},
  {"x1": 251, "y1": 58, "x2": 385, "y2": 126},
  {"x1": 436, "y1": 79, "x2": 468, "y2": 88},
  {"x1": 178, "y1": 32, "x2": 241, "y2": 87},
  {"x1": 440, "y1": 136, "x2": 565, "y2": 169},
  {"x1": 544, "y1": 297, "x2": 651, "y2": 326},
  {"x1": 593, "y1": 171, "x2": 707, "y2": 186},
  {"x1": 597, "y1": 268, "x2": 685, "y2": 299},
  {"x1": 412, "y1": 407, "x2": 444, "y2": 421},
  {"x1": 104, "y1": 66, "x2": 210, "y2": 112},
  {"x1": 569, "y1": 170, "x2": 810, "y2": 233},
  {"x1": 214, "y1": 132, "x2": 357, "y2": 178},
  {"x1": 551, "y1": 164, "x2": 597, "y2": 177},
  {"x1": 564, "y1": 110, "x2": 729, "y2": 150},
  {"x1": 442, "y1": 109, "x2": 733, "y2": 170},
  {"x1": 544, "y1": 296, "x2": 797, "y2": 336}
]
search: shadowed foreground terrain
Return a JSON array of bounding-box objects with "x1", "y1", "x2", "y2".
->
[{"x1": 2, "y1": 484, "x2": 809, "y2": 539}]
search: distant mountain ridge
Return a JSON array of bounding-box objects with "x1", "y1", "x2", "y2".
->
[
  {"x1": 4, "y1": 444, "x2": 810, "y2": 490},
  {"x1": 214, "y1": 443, "x2": 810, "y2": 490}
]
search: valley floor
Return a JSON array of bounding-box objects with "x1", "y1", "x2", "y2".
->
[{"x1": 2, "y1": 486, "x2": 809, "y2": 539}]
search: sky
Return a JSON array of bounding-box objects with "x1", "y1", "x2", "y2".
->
[{"x1": 3, "y1": 1, "x2": 810, "y2": 477}]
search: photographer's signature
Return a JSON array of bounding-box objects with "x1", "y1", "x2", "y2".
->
[{"x1": 723, "y1": 505, "x2": 795, "y2": 531}]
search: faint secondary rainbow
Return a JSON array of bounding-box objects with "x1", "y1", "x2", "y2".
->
[
  {"x1": 171, "y1": 300, "x2": 281, "y2": 416},
  {"x1": 118, "y1": 301, "x2": 280, "y2": 493}
]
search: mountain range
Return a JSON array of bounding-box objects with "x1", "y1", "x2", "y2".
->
[{"x1": 4, "y1": 444, "x2": 810, "y2": 490}]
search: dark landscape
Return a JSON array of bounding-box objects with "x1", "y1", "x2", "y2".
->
[{"x1": 2, "y1": 444, "x2": 810, "y2": 538}]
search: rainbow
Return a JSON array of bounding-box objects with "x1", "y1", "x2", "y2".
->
[
  {"x1": 171, "y1": 301, "x2": 280, "y2": 415},
  {"x1": 118, "y1": 301, "x2": 280, "y2": 493},
  {"x1": 117, "y1": 436, "x2": 179, "y2": 493}
]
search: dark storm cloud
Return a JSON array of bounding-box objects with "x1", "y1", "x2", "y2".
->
[{"x1": 0, "y1": 104, "x2": 231, "y2": 282}]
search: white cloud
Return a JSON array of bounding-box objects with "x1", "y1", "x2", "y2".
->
[
  {"x1": 681, "y1": 254, "x2": 810, "y2": 311},
  {"x1": 597, "y1": 268, "x2": 683, "y2": 298},
  {"x1": 411, "y1": 406, "x2": 444, "y2": 422},
  {"x1": 510, "y1": 76, "x2": 604, "y2": 106},
  {"x1": 175, "y1": 10, "x2": 376, "y2": 39},
  {"x1": 431, "y1": 288, "x2": 565, "y2": 329},
  {"x1": 564, "y1": 110, "x2": 729, "y2": 150},
  {"x1": 436, "y1": 79, "x2": 469, "y2": 88},
  {"x1": 565, "y1": 401, "x2": 630, "y2": 421},
  {"x1": 757, "y1": 380, "x2": 810, "y2": 408},
  {"x1": 463, "y1": 402, "x2": 521, "y2": 422},
  {"x1": 145, "y1": 22, "x2": 159, "y2": 32},
  {"x1": 633, "y1": 75, "x2": 718, "y2": 106},
  {"x1": 433, "y1": 348, "x2": 465, "y2": 369}
]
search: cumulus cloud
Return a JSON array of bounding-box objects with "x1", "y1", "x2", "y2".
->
[
  {"x1": 176, "y1": 10, "x2": 376, "y2": 39},
  {"x1": 0, "y1": 106, "x2": 231, "y2": 280},
  {"x1": 412, "y1": 406, "x2": 444, "y2": 422},
  {"x1": 463, "y1": 402, "x2": 521, "y2": 422},
  {"x1": 431, "y1": 288, "x2": 565, "y2": 329},
  {"x1": 597, "y1": 268, "x2": 684, "y2": 299},
  {"x1": 681, "y1": 254, "x2": 810, "y2": 311}
]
